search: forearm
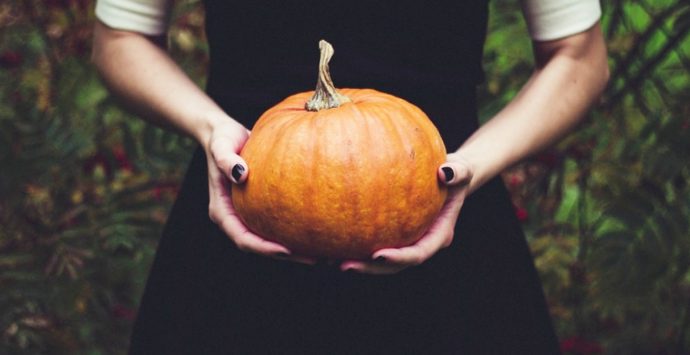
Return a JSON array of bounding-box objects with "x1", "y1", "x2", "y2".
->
[
  {"x1": 91, "y1": 20, "x2": 238, "y2": 147},
  {"x1": 457, "y1": 23, "x2": 609, "y2": 192}
]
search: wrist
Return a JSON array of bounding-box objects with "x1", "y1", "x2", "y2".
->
[
  {"x1": 194, "y1": 109, "x2": 244, "y2": 151},
  {"x1": 448, "y1": 150, "x2": 489, "y2": 194}
]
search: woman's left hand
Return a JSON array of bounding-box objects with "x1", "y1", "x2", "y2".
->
[{"x1": 340, "y1": 153, "x2": 473, "y2": 275}]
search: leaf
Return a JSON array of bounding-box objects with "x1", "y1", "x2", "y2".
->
[
  {"x1": 554, "y1": 185, "x2": 581, "y2": 223},
  {"x1": 672, "y1": 4, "x2": 690, "y2": 33},
  {"x1": 142, "y1": 123, "x2": 158, "y2": 156},
  {"x1": 0, "y1": 271, "x2": 43, "y2": 282},
  {"x1": 120, "y1": 121, "x2": 140, "y2": 162},
  {"x1": 0, "y1": 254, "x2": 35, "y2": 268}
]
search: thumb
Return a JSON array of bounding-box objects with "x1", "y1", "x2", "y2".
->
[
  {"x1": 227, "y1": 157, "x2": 249, "y2": 184},
  {"x1": 438, "y1": 161, "x2": 472, "y2": 187},
  {"x1": 210, "y1": 139, "x2": 249, "y2": 184}
]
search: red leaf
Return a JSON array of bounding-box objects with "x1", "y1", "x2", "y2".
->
[
  {"x1": 111, "y1": 304, "x2": 137, "y2": 321},
  {"x1": 560, "y1": 336, "x2": 603, "y2": 354},
  {"x1": 0, "y1": 51, "x2": 23, "y2": 69},
  {"x1": 514, "y1": 205, "x2": 529, "y2": 222}
]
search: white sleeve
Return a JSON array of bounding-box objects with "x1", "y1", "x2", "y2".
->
[
  {"x1": 95, "y1": 0, "x2": 173, "y2": 36},
  {"x1": 521, "y1": 0, "x2": 602, "y2": 41}
]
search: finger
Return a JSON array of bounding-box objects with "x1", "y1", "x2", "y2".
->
[
  {"x1": 340, "y1": 230, "x2": 453, "y2": 274},
  {"x1": 222, "y1": 155, "x2": 249, "y2": 185},
  {"x1": 370, "y1": 201, "x2": 462, "y2": 266},
  {"x1": 340, "y1": 224, "x2": 454, "y2": 275},
  {"x1": 228, "y1": 225, "x2": 317, "y2": 265},
  {"x1": 216, "y1": 206, "x2": 318, "y2": 264},
  {"x1": 370, "y1": 232, "x2": 447, "y2": 268},
  {"x1": 438, "y1": 162, "x2": 472, "y2": 186},
  {"x1": 207, "y1": 150, "x2": 317, "y2": 266},
  {"x1": 274, "y1": 253, "x2": 319, "y2": 265},
  {"x1": 229, "y1": 161, "x2": 248, "y2": 184},
  {"x1": 217, "y1": 214, "x2": 289, "y2": 255},
  {"x1": 208, "y1": 165, "x2": 282, "y2": 256},
  {"x1": 210, "y1": 138, "x2": 249, "y2": 184},
  {"x1": 340, "y1": 259, "x2": 407, "y2": 275}
]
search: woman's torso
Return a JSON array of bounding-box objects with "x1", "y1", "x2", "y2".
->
[
  {"x1": 129, "y1": 3, "x2": 563, "y2": 353},
  {"x1": 202, "y1": 0, "x2": 490, "y2": 150}
]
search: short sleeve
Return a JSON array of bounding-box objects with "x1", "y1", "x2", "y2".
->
[
  {"x1": 95, "y1": 0, "x2": 173, "y2": 36},
  {"x1": 521, "y1": 0, "x2": 602, "y2": 41}
]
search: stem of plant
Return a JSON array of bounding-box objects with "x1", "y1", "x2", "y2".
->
[{"x1": 305, "y1": 40, "x2": 351, "y2": 112}]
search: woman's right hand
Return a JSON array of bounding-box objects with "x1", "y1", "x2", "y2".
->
[
  {"x1": 204, "y1": 119, "x2": 317, "y2": 265},
  {"x1": 91, "y1": 20, "x2": 316, "y2": 265}
]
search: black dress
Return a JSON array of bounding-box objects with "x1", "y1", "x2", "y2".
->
[{"x1": 129, "y1": 1, "x2": 561, "y2": 354}]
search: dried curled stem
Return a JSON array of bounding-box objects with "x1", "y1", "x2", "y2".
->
[{"x1": 305, "y1": 40, "x2": 351, "y2": 111}]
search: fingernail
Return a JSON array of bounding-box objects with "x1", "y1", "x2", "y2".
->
[
  {"x1": 274, "y1": 251, "x2": 290, "y2": 258},
  {"x1": 231, "y1": 164, "x2": 245, "y2": 183},
  {"x1": 374, "y1": 255, "x2": 387, "y2": 262},
  {"x1": 442, "y1": 166, "x2": 454, "y2": 183}
]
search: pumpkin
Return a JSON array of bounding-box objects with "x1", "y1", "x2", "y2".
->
[{"x1": 231, "y1": 40, "x2": 447, "y2": 259}]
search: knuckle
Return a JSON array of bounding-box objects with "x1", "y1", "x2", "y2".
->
[
  {"x1": 208, "y1": 137, "x2": 225, "y2": 154},
  {"x1": 410, "y1": 253, "x2": 425, "y2": 266},
  {"x1": 442, "y1": 235, "x2": 454, "y2": 248},
  {"x1": 208, "y1": 207, "x2": 218, "y2": 224},
  {"x1": 208, "y1": 202, "x2": 225, "y2": 225},
  {"x1": 393, "y1": 266, "x2": 409, "y2": 274},
  {"x1": 215, "y1": 156, "x2": 233, "y2": 170},
  {"x1": 234, "y1": 239, "x2": 252, "y2": 253}
]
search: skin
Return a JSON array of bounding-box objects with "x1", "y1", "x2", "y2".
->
[{"x1": 92, "y1": 16, "x2": 608, "y2": 275}]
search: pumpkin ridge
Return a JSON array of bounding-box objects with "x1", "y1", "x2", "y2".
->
[
  {"x1": 384, "y1": 108, "x2": 412, "y2": 240},
  {"x1": 232, "y1": 41, "x2": 448, "y2": 258},
  {"x1": 265, "y1": 114, "x2": 304, "y2": 239},
  {"x1": 392, "y1": 107, "x2": 422, "y2": 241},
  {"x1": 308, "y1": 111, "x2": 330, "y2": 248},
  {"x1": 364, "y1": 105, "x2": 402, "y2": 244},
  {"x1": 390, "y1": 101, "x2": 444, "y2": 243},
  {"x1": 340, "y1": 114, "x2": 360, "y2": 251},
  {"x1": 350, "y1": 104, "x2": 379, "y2": 249}
]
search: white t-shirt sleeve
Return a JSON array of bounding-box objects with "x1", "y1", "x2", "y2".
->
[
  {"x1": 95, "y1": 0, "x2": 602, "y2": 41},
  {"x1": 521, "y1": 0, "x2": 602, "y2": 41},
  {"x1": 95, "y1": 0, "x2": 173, "y2": 36}
]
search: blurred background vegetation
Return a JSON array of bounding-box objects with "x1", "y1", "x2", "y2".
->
[{"x1": 0, "y1": 0, "x2": 688, "y2": 354}]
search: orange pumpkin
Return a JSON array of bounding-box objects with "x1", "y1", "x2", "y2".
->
[{"x1": 231, "y1": 40, "x2": 447, "y2": 259}]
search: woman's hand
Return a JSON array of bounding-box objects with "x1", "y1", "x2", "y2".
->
[
  {"x1": 205, "y1": 119, "x2": 317, "y2": 265},
  {"x1": 91, "y1": 21, "x2": 315, "y2": 265},
  {"x1": 339, "y1": 153, "x2": 473, "y2": 275}
]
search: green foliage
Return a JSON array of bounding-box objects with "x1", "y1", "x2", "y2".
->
[
  {"x1": 488, "y1": 0, "x2": 690, "y2": 353},
  {"x1": 1, "y1": 0, "x2": 688, "y2": 353},
  {"x1": 0, "y1": 0, "x2": 201, "y2": 353}
]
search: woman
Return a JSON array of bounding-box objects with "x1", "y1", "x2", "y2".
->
[{"x1": 92, "y1": 0, "x2": 608, "y2": 353}]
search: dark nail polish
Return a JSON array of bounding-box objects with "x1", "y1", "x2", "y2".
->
[
  {"x1": 231, "y1": 164, "x2": 245, "y2": 183},
  {"x1": 274, "y1": 252, "x2": 289, "y2": 259},
  {"x1": 442, "y1": 166, "x2": 454, "y2": 183},
  {"x1": 375, "y1": 255, "x2": 387, "y2": 262}
]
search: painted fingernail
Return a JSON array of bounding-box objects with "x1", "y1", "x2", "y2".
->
[
  {"x1": 231, "y1": 164, "x2": 245, "y2": 183},
  {"x1": 442, "y1": 166, "x2": 454, "y2": 183},
  {"x1": 274, "y1": 251, "x2": 290, "y2": 259},
  {"x1": 374, "y1": 255, "x2": 387, "y2": 262}
]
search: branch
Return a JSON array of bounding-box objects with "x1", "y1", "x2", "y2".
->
[
  {"x1": 606, "y1": 20, "x2": 690, "y2": 109},
  {"x1": 607, "y1": 2, "x2": 688, "y2": 95},
  {"x1": 605, "y1": 0, "x2": 626, "y2": 40}
]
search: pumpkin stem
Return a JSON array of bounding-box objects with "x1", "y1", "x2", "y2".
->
[{"x1": 305, "y1": 40, "x2": 351, "y2": 111}]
